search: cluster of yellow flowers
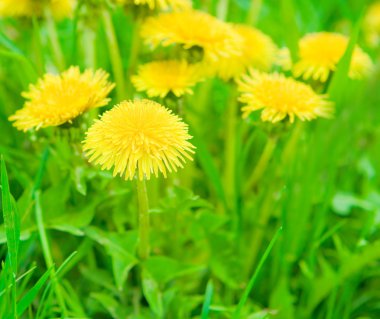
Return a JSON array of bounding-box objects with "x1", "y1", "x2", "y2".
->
[
  {"x1": 6, "y1": 3, "x2": 377, "y2": 181},
  {"x1": 0, "y1": 0, "x2": 76, "y2": 19}
]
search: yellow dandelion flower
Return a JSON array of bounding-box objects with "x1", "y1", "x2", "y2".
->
[
  {"x1": 9, "y1": 66, "x2": 115, "y2": 131},
  {"x1": 140, "y1": 10, "x2": 242, "y2": 62},
  {"x1": 211, "y1": 24, "x2": 278, "y2": 80},
  {"x1": 363, "y1": 1, "x2": 380, "y2": 47},
  {"x1": 238, "y1": 70, "x2": 333, "y2": 123},
  {"x1": 132, "y1": 60, "x2": 203, "y2": 98},
  {"x1": 0, "y1": 0, "x2": 75, "y2": 19},
  {"x1": 293, "y1": 32, "x2": 373, "y2": 82},
  {"x1": 83, "y1": 99, "x2": 195, "y2": 180},
  {"x1": 116, "y1": 0, "x2": 191, "y2": 11}
]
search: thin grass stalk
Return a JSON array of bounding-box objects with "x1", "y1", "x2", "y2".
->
[
  {"x1": 34, "y1": 191, "x2": 68, "y2": 316},
  {"x1": 224, "y1": 87, "x2": 240, "y2": 229},
  {"x1": 126, "y1": 19, "x2": 141, "y2": 98},
  {"x1": 44, "y1": 7, "x2": 65, "y2": 71},
  {"x1": 102, "y1": 9, "x2": 126, "y2": 101},
  {"x1": 246, "y1": 0, "x2": 262, "y2": 25},
  {"x1": 234, "y1": 226, "x2": 282, "y2": 318}
]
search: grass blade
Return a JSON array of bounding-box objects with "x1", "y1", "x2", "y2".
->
[
  {"x1": 201, "y1": 280, "x2": 214, "y2": 319},
  {"x1": 233, "y1": 227, "x2": 282, "y2": 318},
  {"x1": 16, "y1": 267, "x2": 53, "y2": 317}
]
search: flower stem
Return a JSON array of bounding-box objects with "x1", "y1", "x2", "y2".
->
[
  {"x1": 244, "y1": 136, "x2": 277, "y2": 194},
  {"x1": 216, "y1": 0, "x2": 230, "y2": 20},
  {"x1": 136, "y1": 179, "x2": 150, "y2": 260},
  {"x1": 44, "y1": 7, "x2": 65, "y2": 71},
  {"x1": 246, "y1": 0, "x2": 262, "y2": 25},
  {"x1": 83, "y1": 27, "x2": 97, "y2": 69},
  {"x1": 34, "y1": 191, "x2": 68, "y2": 316},
  {"x1": 224, "y1": 87, "x2": 238, "y2": 212},
  {"x1": 102, "y1": 9, "x2": 126, "y2": 101}
]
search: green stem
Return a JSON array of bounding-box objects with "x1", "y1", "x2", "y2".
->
[
  {"x1": 224, "y1": 87, "x2": 238, "y2": 213},
  {"x1": 136, "y1": 179, "x2": 150, "y2": 260},
  {"x1": 216, "y1": 0, "x2": 230, "y2": 20},
  {"x1": 44, "y1": 7, "x2": 65, "y2": 71},
  {"x1": 34, "y1": 191, "x2": 68, "y2": 316},
  {"x1": 281, "y1": 121, "x2": 303, "y2": 166},
  {"x1": 244, "y1": 136, "x2": 277, "y2": 194},
  {"x1": 83, "y1": 27, "x2": 97, "y2": 69},
  {"x1": 246, "y1": 0, "x2": 262, "y2": 25},
  {"x1": 102, "y1": 9, "x2": 126, "y2": 101}
]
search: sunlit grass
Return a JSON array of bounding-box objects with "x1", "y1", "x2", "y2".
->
[{"x1": 1, "y1": 0, "x2": 380, "y2": 318}]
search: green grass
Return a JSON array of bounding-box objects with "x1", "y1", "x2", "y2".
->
[{"x1": 1, "y1": 0, "x2": 380, "y2": 318}]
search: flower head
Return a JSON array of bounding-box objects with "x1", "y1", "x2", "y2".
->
[
  {"x1": 116, "y1": 0, "x2": 191, "y2": 10},
  {"x1": 140, "y1": 10, "x2": 242, "y2": 62},
  {"x1": 238, "y1": 70, "x2": 333, "y2": 123},
  {"x1": 0, "y1": 0, "x2": 75, "y2": 19},
  {"x1": 83, "y1": 100, "x2": 195, "y2": 180},
  {"x1": 9, "y1": 66, "x2": 115, "y2": 131},
  {"x1": 293, "y1": 32, "x2": 373, "y2": 82},
  {"x1": 211, "y1": 24, "x2": 277, "y2": 80},
  {"x1": 363, "y1": 2, "x2": 380, "y2": 47},
  {"x1": 132, "y1": 60, "x2": 203, "y2": 98}
]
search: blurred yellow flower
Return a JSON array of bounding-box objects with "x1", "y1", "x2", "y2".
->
[
  {"x1": 293, "y1": 32, "x2": 373, "y2": 82},
  {"x1": 140, "y1": 10, "x2": 242, "y2": 62},
  {"x1": 0, "y1": 0, "x2": 76, "y2": 19},
  {"x1": 132, "y1": 60, "x2": 203, "y2": 98},
  {"x1": 211, "y1": 24, "x2": 277, "y2": 80},
  {"x1": 238, "y1": 70, "x2": 333, "y2": 123},
  {"x1": 363, "y1": 1, "x2": 380, "y2": 47},
  {"x1": 83, "y1": 99, "x2": 195, "y2": 180},
  {"x1": 116, "y1": 0, "x2": 191, "y2": 10},
  {"x1": 9, "y1": 66, "x2": 115, "y2": 131}
]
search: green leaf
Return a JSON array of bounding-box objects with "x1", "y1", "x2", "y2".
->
[
  {"x1": 332, "y1": 192, "x2": 372, "y2": 216},
  {"x1": 1, "y1": 156, "x2": 20, "y2": 274},
  {"x1": 84, "y1": 227, "x2": 138, "y2": 290},
  {"x1": 143, "y1": 256, "x2": 203, "y2": 285},
  {"x1": 91, "y1": 292, "x2": 122, "y2": 319},
  {"x1": 142, "y1": 269, "x2": 164, "y2": 318}
]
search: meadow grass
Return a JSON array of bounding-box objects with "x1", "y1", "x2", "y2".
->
[{"x1": 1, "y1": 0, "x2": 380, "y2": 318}]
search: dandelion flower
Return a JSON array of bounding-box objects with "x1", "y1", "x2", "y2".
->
[
  {"x1": 9, "y1": 66, "x2": 115, "y2": 131},
  {"x1": 293, "y1": 32, "x2": 373, "y2": 82},
  {"x1": 0, "y1": 0, "x2": 75, "y2": 19},
  {"x1": 132, "y1": 60, "x2": 203, "y2": 98},
  {"x1": 140, "y1": 10, "x2": 242, "y2": 62},
  {"x1": 238, "y1": 70, "x2": 333, "y2": 123},
  {"x1": 363, "y1": 2, "x2": 380, "y2": 47},
  {"x1": 116, "y1": 0, "x2": 191, "y2": 11},
  {"x1": 83, "y1": 100, "x2": 195, "y2": 180},
  {"x1": 211, "y1": 24, "x2": 277, "y2": 80}
]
